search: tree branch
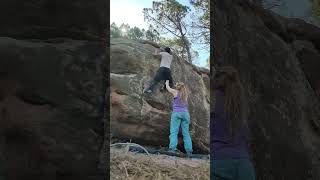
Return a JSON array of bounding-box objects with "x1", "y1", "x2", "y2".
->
[
  {"x1": 181, "y1": 22, "x2": 188, "y2": 34},
  {"x1": 165, "y1": 13, "x2": 181, "y2": 30},
  {"x1": 145, "y1": 13, "x2": 181, "y2": 37}
]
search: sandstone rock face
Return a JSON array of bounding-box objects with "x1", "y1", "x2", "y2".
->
[
  {"x1": 0, "y1": 1, "x2": 107, "y2": 179},
  {"x1": 0, "y1": 0, "x2": 108, "y2": 40},
  {"x1": 263, "y1": 0, "x2": 314, "y2": 24},
  {"x1": 110, "y1": 38, "x2": 210, "y2": 153},
  {"x1": 213, "y1": 0, "x2": 320, "y2": 179},
  {"x1": 0, "y1": 38, "x2": 107, "y2": 179}
]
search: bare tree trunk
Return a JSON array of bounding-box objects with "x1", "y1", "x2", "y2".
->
[
  {"x1": 177, "y1": 20, "x2": 192, "y2": 63},
  {"x1": 181, "y1": 35, "x2": 192, "y2": 63},
  {"x1": 181, "y1": 46, "x2": 186, "y2": 60}
]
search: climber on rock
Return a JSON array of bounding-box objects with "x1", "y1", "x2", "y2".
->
[
  {"x1": 143, "y1": 47, "x2": 174, "y2": 94},
  {"x1": 165, "y1": 80, "x2": 193, "y2": 156},
  {"x1": 211, "y1": 66, "x2": 255, "y2": 180}
]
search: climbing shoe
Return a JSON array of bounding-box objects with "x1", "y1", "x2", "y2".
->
[
  {"x1": 168, "y1": 149, "x2": 182, "y2": 155},
  {"x1": 186, "y1": 152, "x2": 192, "y2": 158},
  {"x1": 168, "y1": 149, "x2": 178, "y2": 153},
  {"x1": 144, "y1": 89, "x2": 152, "y2": 94}
]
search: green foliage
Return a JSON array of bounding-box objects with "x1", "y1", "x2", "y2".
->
[
  {"x1": 190, "y1": 0, "x2": 210, "y2": 47},
  {"x1": 119, "y1": 23, "x2": 130, "y2": 37},
  {"x1": 110, "y1": 23, "x2": 160, "y2": 42},
  {"x1": 145, "y1": 25, "x2": 161, "y2": 42},
  {"x1": 312, "y1": 0, "x2": 320, "y2": 23},
  {"x1": 128, "y1": 27, "x2": 144, "y2": 40},
  {"x1": 143, "y1": 0, "x2": 190, "y2": 36},
  {"x1": 159, "y1": 37, "x2": 184, "y2": 47},
  {"x1": 110, "y1": 22, "x2": 121, "y2": 38},
  {"x1": 143, "y1": 0, "x2": 193, "y2": 62}
]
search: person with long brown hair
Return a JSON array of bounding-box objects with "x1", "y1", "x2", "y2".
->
[
  {"x1": 211, "y1": 66, "x2": 255, "y2": 180},
  {"x1": 165, "y1": 80, "x2": 193, "y2": 155}
]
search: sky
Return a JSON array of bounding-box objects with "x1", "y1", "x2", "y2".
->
[{"x1": 110, "y1": 0, "x2": 209, "y2": 68}]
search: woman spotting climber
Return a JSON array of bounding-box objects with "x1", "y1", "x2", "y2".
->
[
  {"x1": 211, "y1": 66, "x2": 255, "y2": 180},
  {"x1": 165, "y1": 80, "x2": 193, "y2": 156},
  {"x1": 144, "y1": 47, "x2": 174, "y2": 94}
]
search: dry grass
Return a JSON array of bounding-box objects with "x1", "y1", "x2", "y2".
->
[{"x1": 110, "y1": 147, "x2": 209, "y2": 180}]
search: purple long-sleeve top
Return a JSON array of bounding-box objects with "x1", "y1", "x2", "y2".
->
[{"x1": 210, "y1": 89, "x2": 250, "y2": 160}]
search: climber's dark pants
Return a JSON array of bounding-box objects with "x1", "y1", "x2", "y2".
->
[{"x1": 147, "y1": 67, "x2": 173, "y2": 92}]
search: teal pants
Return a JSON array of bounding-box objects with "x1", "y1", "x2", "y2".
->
[
  {"x1": 169, "y1": 112, "x2": 192, "y2": 153},
  {"x1": 211, "y1": 159, "x2": 255, "y2": 180}
]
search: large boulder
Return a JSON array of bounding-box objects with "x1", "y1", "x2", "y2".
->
[
  {"x1": 110, "y1": 38, "x2": 210, "y2": 153},
  {"x1": 0, "y1": 37, "x2": 107, "y2": 179},
  {"x1": 0, "y1": 0, "x2": 108, "y2": 40},
  {"x1": 213, "y1": 0, "x2": 320, "y2": 179},
  {"x1": 0, "y1": 0, "x2": 108, "y2": 179}
]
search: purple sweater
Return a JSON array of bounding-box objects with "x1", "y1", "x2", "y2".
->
[{"x1": 210, "y1": 89, "x2": 250, "y2": 160}]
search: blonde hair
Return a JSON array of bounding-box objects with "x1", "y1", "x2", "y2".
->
[
  {"x1": 214, "y1": 66, "x2": 248, "y2": 141},
  {"x1": 175, "y1": 82, "x2": 188, "y2": 104}
]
